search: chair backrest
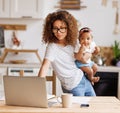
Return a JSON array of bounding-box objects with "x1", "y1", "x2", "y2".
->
[{"x1": 46, "y1": 71, "x2": 56, "y2": 95}]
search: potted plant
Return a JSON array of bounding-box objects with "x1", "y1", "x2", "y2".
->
[{"x1": 111, "y1": 40, "x2": 120, "y2": 66}]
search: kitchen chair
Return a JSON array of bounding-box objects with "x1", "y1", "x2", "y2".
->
[{"x1": 19, "y1": 70, "x2": 56, "y2": 95}]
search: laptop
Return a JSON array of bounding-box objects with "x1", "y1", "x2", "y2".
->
[{"x1": 3, "y1": 76, "x2": 54, "y2": 108}]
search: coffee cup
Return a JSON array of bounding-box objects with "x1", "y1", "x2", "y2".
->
[{"x1": 57, "y1": 93, "x2": 73, "y2": 108}]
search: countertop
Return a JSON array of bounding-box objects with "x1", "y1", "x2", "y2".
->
[
  {"x1": 0, "y1": 63, "x2": 120, "y2": 71},
  {"x1": 98, "y1": 66, "x2": 120, "y2": 72},
  {"x1": 0, "y1": 63, "x2": 41, "y2": 68},
  {"x1": 0, "y1": 63, "x2": 120, "y2": 69}
]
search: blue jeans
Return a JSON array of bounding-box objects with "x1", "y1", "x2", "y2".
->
[{"x1": 62, "y1": 75, "x2": 96, "y2": 96}]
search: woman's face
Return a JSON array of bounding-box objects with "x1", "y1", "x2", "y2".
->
[{"x1": 52, "y1": 20, "x2": 67, "y2": 43}]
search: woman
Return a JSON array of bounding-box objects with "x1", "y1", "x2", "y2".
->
[{"x1": 38, "y1": 10, "x2": 96, "y2": 96}]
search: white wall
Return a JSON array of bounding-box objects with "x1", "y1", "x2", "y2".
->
[
  {"x1": 42, "y1": 0, "x2": 120, "y2": 47},
  {"x1": 0, "y1": 19, "x2": 46, "y2": 62},
  {"x1": 1, "y1": 0, "x2": 120, "y2": 61}
]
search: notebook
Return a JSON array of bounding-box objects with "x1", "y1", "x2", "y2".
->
[{"x1": 3, "y1": 76, "x2": 55, "y2": 108}]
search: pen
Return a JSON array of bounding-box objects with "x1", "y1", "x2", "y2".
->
[{"x1": 80, "y1": 104, "x2": 89, "y2": 107}]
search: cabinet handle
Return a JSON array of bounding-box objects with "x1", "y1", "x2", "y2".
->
[
  {"x1": 21, "y1": 16, "x2": 32, "y2": 18},
  {"x1": 10, "y1": 70, "x2": 33, "y2": 73},
  {"x1": 24, "y1": 70, "x2": 33, "y2": 73},
  {"x1": 11, "y1": 70, "x2": 20, "y2": 72}
]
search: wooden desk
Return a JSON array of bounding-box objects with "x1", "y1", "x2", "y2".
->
[{"x1": 0, "y1": 97, "x2": 120, "y2": 113}]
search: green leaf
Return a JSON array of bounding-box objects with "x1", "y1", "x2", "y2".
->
[{"x1": 112, "y1": 40, "x2": 120, "y2": 59}]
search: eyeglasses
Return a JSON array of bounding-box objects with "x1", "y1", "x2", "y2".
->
[{"x1": 52, "y1": 27, "x2": 67, "y2": 33}]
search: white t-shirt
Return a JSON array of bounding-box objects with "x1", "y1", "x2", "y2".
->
[
  {"x1": 45, "y1": 43, "x2": 83, "y2": 90},
  {"x1": 84, "y1": 41, "x2": 96, "y2": 54}
]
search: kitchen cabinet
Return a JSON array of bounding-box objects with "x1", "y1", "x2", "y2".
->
[
  {"x1": 0, "y1": 0, "x2": 10, "y2": 18},
  {"x1": 0, "y1": 67, "x2": 7, "y2": 99},
  {"x1": 97, "y1": 66, "x2": 120, "y2": 100},
  {"x1": 7, "y1": 67, "x2": 40, "y2": 76},
  {"x1": 10, "y1": 0, "x2": 43, "y2": 18},
  {"x1": 0, "y1": 0, "x2": 43, "y2": 18},
  {"x1": 93, "y1": 72, "x2": 118, "y2": 97}
]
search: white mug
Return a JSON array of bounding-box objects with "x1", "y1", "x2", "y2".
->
[{"x1": 57, "y1": 93, "x2": 73, "y2": 108}]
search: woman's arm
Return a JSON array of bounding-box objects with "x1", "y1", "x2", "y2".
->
[
  {"x1": 74, "y1": 49, "x2": 84, "y2": 61},
  {"x1": 38, "y1": 59, "x2": 51, "y2": 77}
]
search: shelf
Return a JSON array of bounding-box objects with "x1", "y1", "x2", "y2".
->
[{"x1": 0, "y1": 24, "x2": 26, "y2": 30}]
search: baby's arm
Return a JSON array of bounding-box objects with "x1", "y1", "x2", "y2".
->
[
  {"x1": 83, "y1": 52, "x2": 92, "y2": 63},
  {"x1": 75, "y1": 44, "x2": 91, "y2": 63},
  {"x1": 93, "y1": 46, "x2": 100, "y2": 55}
]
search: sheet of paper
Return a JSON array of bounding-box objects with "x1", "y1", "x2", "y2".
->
[
  {"x1": 47, "y1": 96, "x2": 91, "y2": 107},
  {"x1": 47, "y1": 96, "x2": 58, "y2": 107},
  {"x1": 47, "y1": 94, "x2": 55, "y2": 100},
  {"x1": 72, "y1": 96, "x2": 91, "y2": 104}
]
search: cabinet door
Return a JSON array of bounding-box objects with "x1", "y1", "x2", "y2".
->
[
  {"x1": 0, "y1": 67, "x2": 7, "y2": 99},
  {"x1": 10, "y1": 0, "x2": 43, "y2": 18},
  {"x1": 8, "y1": 67, "x2": 39, "y2": 76},
  {"x1": 0, "y1": 0, "x2": 10, "y2": 18}
]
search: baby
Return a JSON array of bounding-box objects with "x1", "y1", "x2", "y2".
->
[{"x1": 75, "y1": 27, "x2": 100, "y2": 84}]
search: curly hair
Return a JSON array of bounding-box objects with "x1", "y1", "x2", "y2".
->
[{"x1": 42, "y1": 10, "x2": 78, "y2": 46}]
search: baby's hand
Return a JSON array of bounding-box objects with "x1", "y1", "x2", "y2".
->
[
  {"x1": 93, "y1": 46, "x2": 100, "y2": 55},
  {"x1": 80, "y1": 44, "x2": 86, "y2": 52}
]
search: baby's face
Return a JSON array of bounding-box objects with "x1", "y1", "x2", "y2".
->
[{"x1": 79, "y1": 32, "x2": 92, "y2": 46}]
